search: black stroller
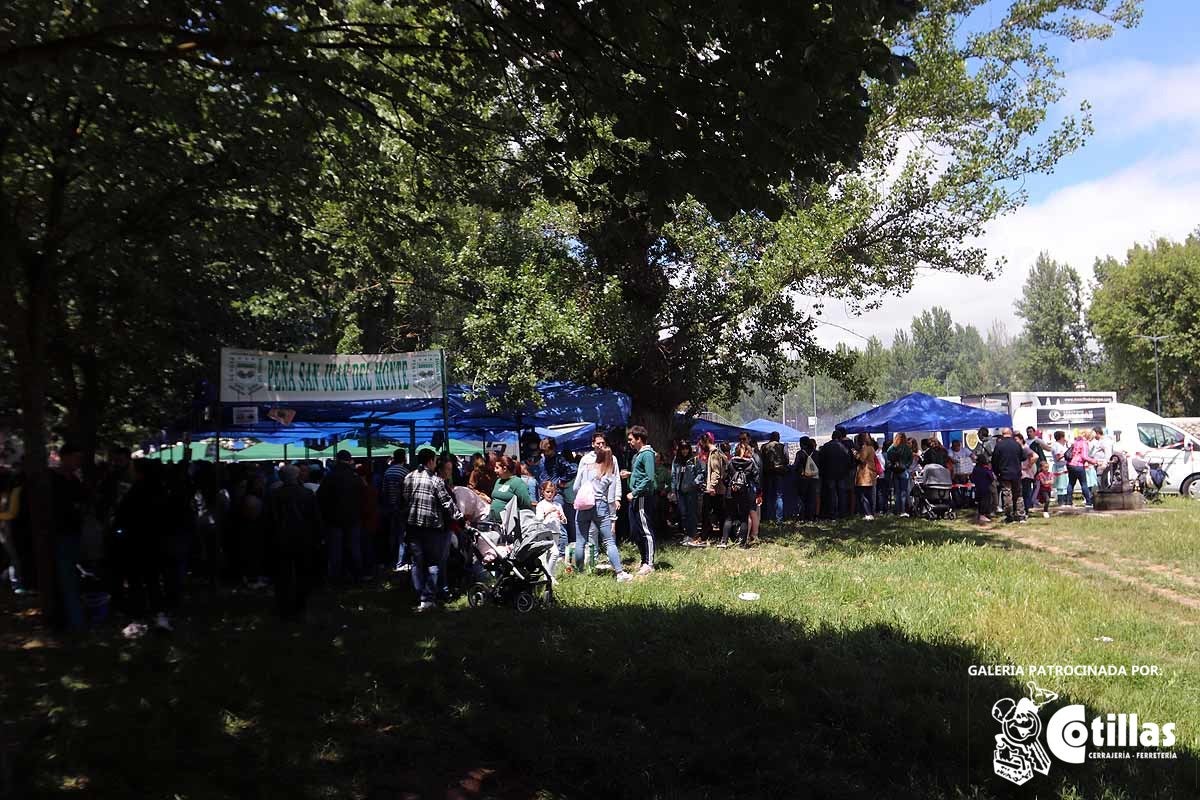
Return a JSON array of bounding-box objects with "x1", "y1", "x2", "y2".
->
[
  {"x1": 912, "y1": 463, "x2": 956, "y2": 520},
  {"x1": 1131, "y1": 456, "x2": 1167, "y2": 503},
  {"x1": 465, "y1": 498, "x2": 557, "y2": 613}
]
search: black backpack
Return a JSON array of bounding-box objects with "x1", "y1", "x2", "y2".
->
[{"x1": 764, "y1": 442, "x2": 787, "y2": 473}]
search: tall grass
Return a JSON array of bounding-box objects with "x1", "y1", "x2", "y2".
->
[{"x1": 3, "y1": 503, "x2": 1198, "y2": 798}]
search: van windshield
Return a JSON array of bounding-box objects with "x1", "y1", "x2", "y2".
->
[{"x1": 1137, "y1": 423, "x2": 1185, "y2": 449}]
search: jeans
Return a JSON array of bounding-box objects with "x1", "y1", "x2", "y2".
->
[
  {"x1": 628, "y1": 494, "x2": 656, "y2": 567},
  {"x1": 797, "y1": 478, "x2": 819, "y2": 521},
  {"x1": 408, "y1": 525, "x2": 450, "y2": 604},
  {"x1": 1022, "y1": 478, "x2": 1037, "y2": 512},
  {"x1": 390, "y1": 513, "x2": 407, "y2": 569},
  {"x1": 1, "y1": 523, "x2": 23, "y2": 590},
  {"x1": 721, "y1": 489, "x2": 753, "y2": 545},
  {"x1": 892, "y1": 473, "x2": 910, "y2": 515},
  {"x1": 326, "y1": 525, "x2": 363, "y2": 581},
  {"x1": 55, "y1": 535, "x2": 84, "y2": 631},
  {"x1": 701, "y1": 493, "x2": 724, "y2": 539},
  {"x1": 762, "y1": 471, "x2": 785, "y2": 523},
  {"x1": 1066, "y1": 465, "x2": 1093, "y2": 506},
  {"x1": 552, "y1": 496, "x2": 570, "y2": 557},
  {"x1": 275, "y1": 544, "x2": 315, "y2": 619},
  {"x1": 676, "y1": 491, "x2": 698, "y2": 540},
  {"x1": 576, "y1": 499, "x2": 622, "y2": 574},
  {"x1": 998, "y1": 478, "x2": 1026, "y2": 521},
  {"x1": 856, "y1": 485, "x2": 874, "y2": 517},
  {"x1": 823, "y1": 478, "x2": 849, "y2": 518},
  {"x1": 876, "y1": 474, "x2": 891, "y2": 515}
]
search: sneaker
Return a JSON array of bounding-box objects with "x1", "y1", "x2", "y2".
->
[
  {"x1": 616, "y1": 571, "x2": 634, "y2": 583},
  {"x1": 154, "y1": 612, "x2": 173, "y2": 632},
  {"x1": 863, "y1": 515, "x2": 875, "y2": 521},
  {"x1": 636, "y1": 564, "x2": 655, "y2": 577},
  {"x1": 1084, "y1": 504, "x2": 1093, "y2": 510},
  {"x1": 978, "y1": 516, "x2": 991, "y2": 523},
  {"x1": 715, "y1": 542, "x2": 730, "y2": 549},
  {"x1": 1043, "y1": 511, "x2": 1050, "y2": 519},
  {"x1": 899, "y1": 512, "x2": 910, "y2": 518},
  {"x1": 394, "y1": 564, "x2": 412, "y2": 573},
  {"x1": 1018, "y1": 517, "x2": 1028, "y2": 524},
  {"x1": 415, "y1": 601, "x2": 436, "y2": 613}
]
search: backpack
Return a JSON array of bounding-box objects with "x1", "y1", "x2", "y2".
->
[
  {"x1": 802, "y1": 453, "x2": 819, "y2": 479},
  {"x1": 729, "y1": 462, "x2": 751, "y2": 492},
  {"x1": 764, "y1": 441, "x2": 787, "y2": 473}
]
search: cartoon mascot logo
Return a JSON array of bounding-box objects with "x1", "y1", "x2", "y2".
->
[{"x1": 991, "y1": 682, "x2": 1059, "y2": 785}]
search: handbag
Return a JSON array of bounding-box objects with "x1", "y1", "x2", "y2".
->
[
  {"x1": 573, "y1": 484, "x2": 595, "y2": 511},
  {"x1": 873, "y1": 454, "x2": 884, "y2": 476}
]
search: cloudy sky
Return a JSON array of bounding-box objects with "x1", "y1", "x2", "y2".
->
[{"x1": 812, "y1": 0, "x2": 1200, "y2": 349}]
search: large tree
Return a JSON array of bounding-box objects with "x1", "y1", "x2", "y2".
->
[
  {"x1": 1015, "y1": 252, "x2": 1089, "y2": 390},
  {"x1": 437, "y1": 0, "x2": 1140, "y2": 441},
  {"x1": 1089, "y1": 233, "x2": 1200, "y2": 415}
]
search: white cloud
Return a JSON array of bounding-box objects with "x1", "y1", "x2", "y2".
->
[
  {"x1": 1066, "y1": 59, "x2": 1200, "y2": 139},
  {"x1": 810, "y1": 58, "x2": 1200, "y2": 351}
]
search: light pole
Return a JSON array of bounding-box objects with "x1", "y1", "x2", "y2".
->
[{"x1": 1135, "y1": 334, "x2": 1170, "y2": 415}]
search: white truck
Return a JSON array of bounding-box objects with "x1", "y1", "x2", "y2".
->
[{"x1": 954, "y1": 392, "x2": 1200, "y2": 498}]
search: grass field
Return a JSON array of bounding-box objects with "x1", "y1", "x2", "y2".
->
[{"x1": 3, "y1": 500, "x2": 1199, "y2": 799}]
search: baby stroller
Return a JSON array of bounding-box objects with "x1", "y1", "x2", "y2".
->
[
  {"x1": 1131, "y1": 456, "x2": 1167, "y2": 503},
  {"x1": 912, "y1": 463, "x2": 956, "y2": 520},
  {"x1": 465, "y1": 498, "x2": 557, "y2": 613}
]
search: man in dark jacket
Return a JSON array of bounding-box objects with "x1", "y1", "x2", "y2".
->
[
  {"x1": 990, "y1": 428, "x2": 1027, "y2": 523},
  {"x1": 760, "y1": 432, "x2": 789, "y2": 524},
  {"x1": 793, "y1": 437, "x2": 820, "y2": 522},
  {"x1": 317, "y1": 450, "x2": 366, "y2": 582},
  {"x1": 818, "y1": 428, "x2": 855, "y2": 519},
  {"x1": 269, "y1": 465, "x2": 322, "y2": 619}
]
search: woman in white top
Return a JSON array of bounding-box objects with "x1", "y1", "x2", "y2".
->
[{"x1": 571, "y1": 446, "x2": 629, "y2": 581}]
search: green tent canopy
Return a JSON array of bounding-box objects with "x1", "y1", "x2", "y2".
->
[{"x1": 416, "y1": 439, "x2": 487, "y2": 457}]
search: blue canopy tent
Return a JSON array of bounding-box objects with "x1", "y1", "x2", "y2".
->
[
  {"x1": 679, "y1": 415, "x2": 763, "y2": 443},
  {"x1": 376, "y1": 381, "x2": 632, "y2": 431},
  {"x1": 200, "y1": 381, "x2": 629, "y2": 461},
  {"x1": 836, "y1": 392, "x2": 1012, "y2": 438},
  {"x1": 743, "y1": 418, "x2": 806, "y2": 442},
  {"x1": 491, "y1": 422, "x2": 598, "y2": 454}
]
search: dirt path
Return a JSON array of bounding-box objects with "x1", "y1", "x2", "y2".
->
[
  {"x1": 991, "y1": 525, "x2": 1200, "y2": 612},
  {"x1": 1014, "y1": 530, "x2": 1200, "y2": 593}
]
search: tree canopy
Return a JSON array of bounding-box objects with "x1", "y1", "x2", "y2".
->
[{"x1": 1089, "y1": 233, "x2": 1200, "y2": 416}]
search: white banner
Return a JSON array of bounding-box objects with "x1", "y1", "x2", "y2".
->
[{"x1": 220, "y1": 348, "x2": 444, "y2": 403}]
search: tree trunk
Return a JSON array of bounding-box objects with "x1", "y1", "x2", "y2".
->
[
  {"x1": 14, "y1": 259, "x2": 56, "y2": 622},
  {"x1": 625, "y1": 387, "x2": 687, "y2": 454}
]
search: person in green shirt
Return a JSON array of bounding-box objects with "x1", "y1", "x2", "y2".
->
[
  {"x1": 885, "y1": 433, "x2": 913, "y2": 517},
  {"x1": 489, "y1": 455, "x2": 533, "y2": 522},
  {"x1": 625, "y1": 425, "x2": 658, "y2": 576}
]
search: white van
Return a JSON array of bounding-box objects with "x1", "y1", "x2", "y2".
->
[{"x1": 1009, "y1": 403, "x2": 1200, "y2": 498}]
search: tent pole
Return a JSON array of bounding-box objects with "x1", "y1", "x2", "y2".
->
[
  {"x1": 408, "y1": 421, "x2": 416, "y2": 463},
  {"x1": 283, "y1": 443, "x2": 288, "y2": 463},
  {"x1": 212, "y1": 428, "x2": 221, "y2": 594},
  {"x1": 366, "y1": 415, "x2": 373, "y2": 463},
  {"x1": 440, "y1": 349, "x2": 450, "y2": 456}
]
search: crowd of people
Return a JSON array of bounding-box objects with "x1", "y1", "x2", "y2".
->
[{"x1": 0, "y1": 422, "x2": 1115, "y2": 630}]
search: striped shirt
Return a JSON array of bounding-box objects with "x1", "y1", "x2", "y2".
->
[{"x1": 382, "y1": 462, "x2": 409, "y2": 509}]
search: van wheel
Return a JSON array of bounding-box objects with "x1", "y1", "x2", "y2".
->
[{"x1": 1181, "y1": 475, "x2": 1200, "y2": 500}]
